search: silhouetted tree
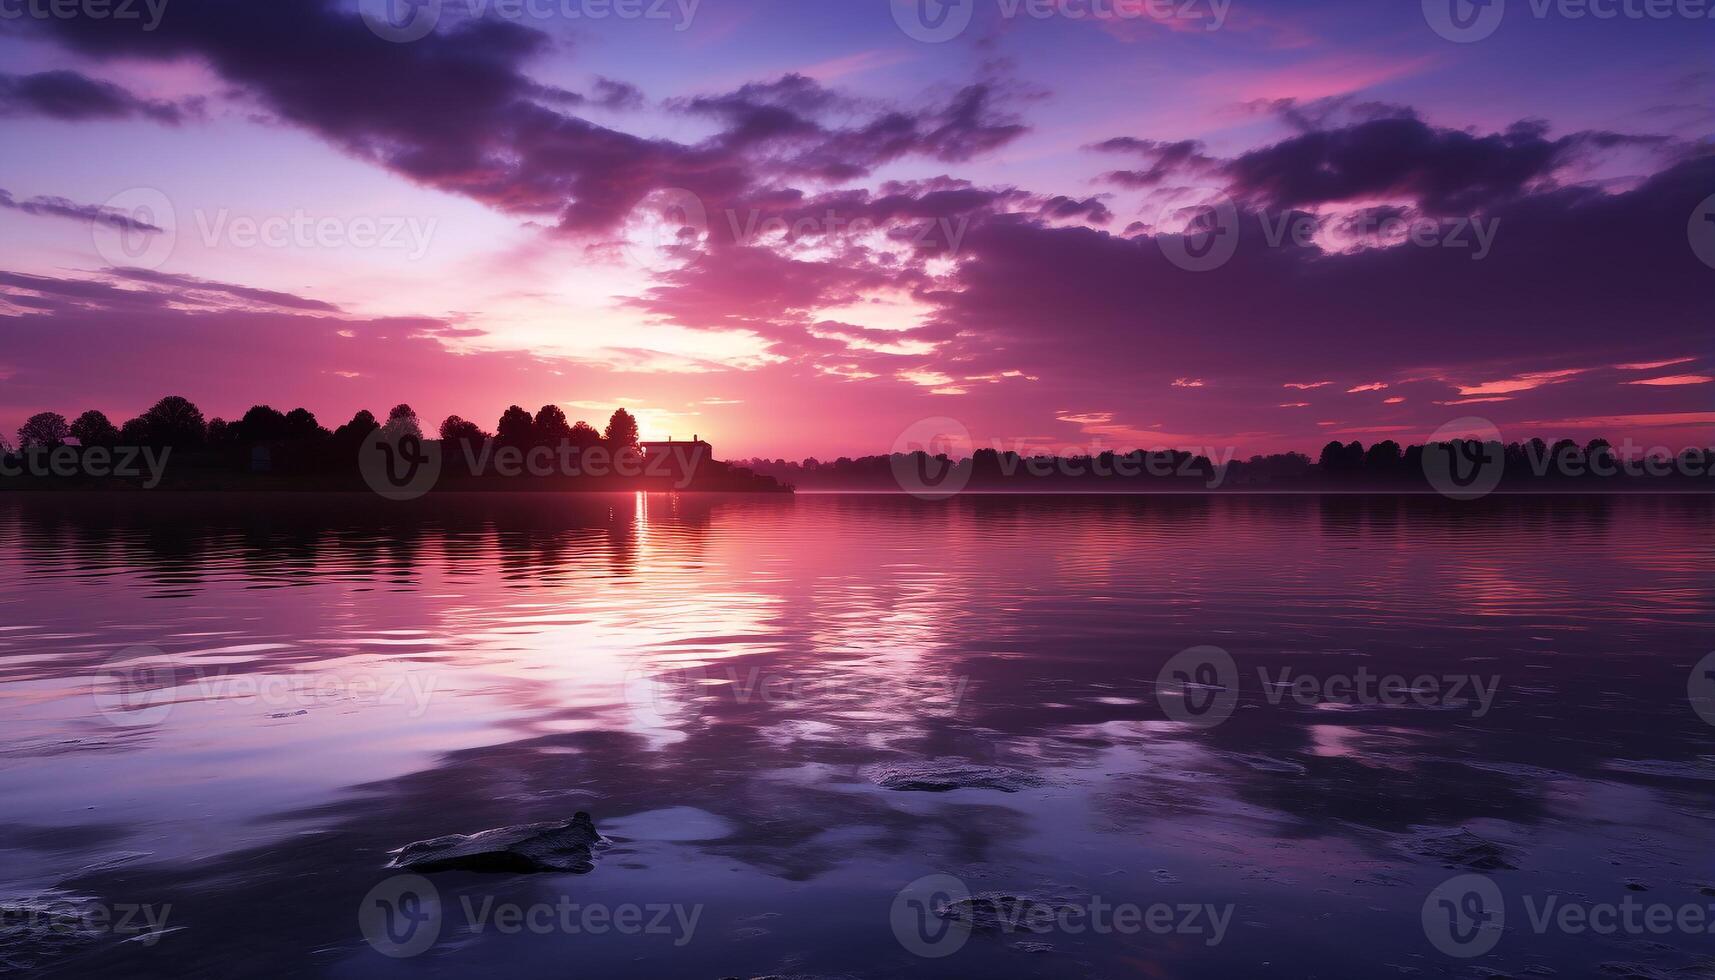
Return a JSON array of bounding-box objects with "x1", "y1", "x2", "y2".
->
[
  {"x1": 70, "y1": 410, "x2": 119, "y2": 448},
  {"x1": 439, "y1": 416, "x2": 487, "y2": 457},
  {"x1": 604, "y1": 408, "x2": 639, "y2": 448},
  {"x1": 17, "y1": 412, "x2": 70, "y2": 449},
  {"x1": 382, "y1": 404, "x2": 422, "y2": 441},
  {"x1": 439, "y1": 415, "x2": 484, "y2": 442},
  {"x1": 332, "y1": 410, "x2": 379, "y2": 448},
  {"x1": 1364, "y1": 440, "x2": 1402, "y2": 472},
  {"x1": 137, "y1": 395, "x2": 207, "y2": 447},
  {"x1": 569, "y1": 421, "x2": 601, "y2": 448},
  {"x1": 239, "y1": 405, "x2": 290, "y2": 443},
  {"x1": 284, "y1": 408, "x2": 326, "y2": 441},
  {"x1": 534, "y1": 405, "x2": 573, "y2": 446},
  {"x1": 496, "y1": 405, "x2": 534, "y2": 446}
]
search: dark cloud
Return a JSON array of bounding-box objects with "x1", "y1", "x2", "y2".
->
[
  {"x1": 0, "y1": 69, "x2": 199, "y2": 123},
  {"x1": 1224, "y1": 116, "x2": 1665, "y2": 215},
  {"x1": 0, "y1": 268, "x2": 340, "y2": 315},
  {"x1": 0, "y1": 187, "x2": 164, "y2": 232},
  {"x1": 25, "y1": 2, "x2": 1026, "y2": 233},
  {"x1": 1090, "y1": 137, "x2": 1220, "y2": 188},
  {"x1": 681, "y1": 75, "x2": 1028, "y2": 184}
]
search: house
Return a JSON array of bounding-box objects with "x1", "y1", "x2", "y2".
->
[{"x1": 639, "y1": 436, "x2": 712, "y2": 484}]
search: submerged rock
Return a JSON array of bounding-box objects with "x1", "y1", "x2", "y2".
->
[
  {"x1": 865, "y1": 761, "x2": 1045, "y2": 793},
  {"x1": 937, "y1": 893, "x2": 1074, "y2": 933},
  {"x1": 0, "y1": 893, "x2": 106, "y2": 973},
  {"x1": 388, "y1": 812, "x2": 608, "y2": 874},
  {"x1": 1410, "y1": 828, "x2": 1517, "y2": 871}
]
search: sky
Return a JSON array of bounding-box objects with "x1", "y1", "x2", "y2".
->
[{"x1": 0, "y1": 0, "x2": 1710, "y2": 459}]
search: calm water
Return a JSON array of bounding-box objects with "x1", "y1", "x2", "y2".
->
[{"x1": 0, "y1": 493, "x2": 1710, "y2": 978}]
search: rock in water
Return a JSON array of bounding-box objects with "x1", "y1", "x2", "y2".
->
[
  {"x1": 1410, "y1": 828, "x2": 1517, "y2": 871},
  {"x1": 937, "y1": 893, "x2": 1072, "y2": 934},
  {"x1": 865, "y1": 761, "x2": 1045, "y2": 793},
  {"x1": 388, "y1": 813, "x2": 608, "y2": 874}
]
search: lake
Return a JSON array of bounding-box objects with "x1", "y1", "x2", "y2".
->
[{"x1": 0, "y1": 493, "x2": 1710, "y2": 978}]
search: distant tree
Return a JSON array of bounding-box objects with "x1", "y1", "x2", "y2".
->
[
  {"x1": 284, "y1": 408, "x2": 326, "y2": 441},
  {"x1": 568, "y1": 421, "x2": 601, "y2": 447},
  {"x1": 332, "y1": 410, "x2": 379, "y2": 447},
  {"x1": 138, "y1": 395, "x2": 207, "y2": 447},
  {"x1": 604, "y1": 408, "x2": 640, "y2": 448},
  {"x1": 17, "y1": 412, "x2": 70, "y2": 449},
  {"x1": 534, "y1": 404, "x2": 573, "y2": 445},
  {"x1": 439, "y1": 415, "x2": 487, "y2": 449},
  {"x1": 382, "y1": 404, "x2": 422, "y2": 441},
  {"x1": 496, "y1": 405, "x2": 534, "y2": 446},
  {"x1": 1364, "y1": 440, "x2": 1402, "y2": 471},
  {"x1": 0, "y1": 435, "x2": 11, "y2": 456},
  {"x1": 207, "y1": 418, "x2": 233, "y2": 445},
  {"x1": 239, "y1": 405, "x2": 290, "y2": 443},
  {"x1": 70, "y1": 410, "x2": 120, "y2": 448}
]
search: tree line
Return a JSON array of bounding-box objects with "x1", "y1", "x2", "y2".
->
[{"x1": 7, "y1": 397, "x2": 643, "y2": 455}]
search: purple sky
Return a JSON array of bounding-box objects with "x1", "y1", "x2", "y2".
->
[{"x1": 0, "y1": 0, "x2": 1710, "y2": 458}]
